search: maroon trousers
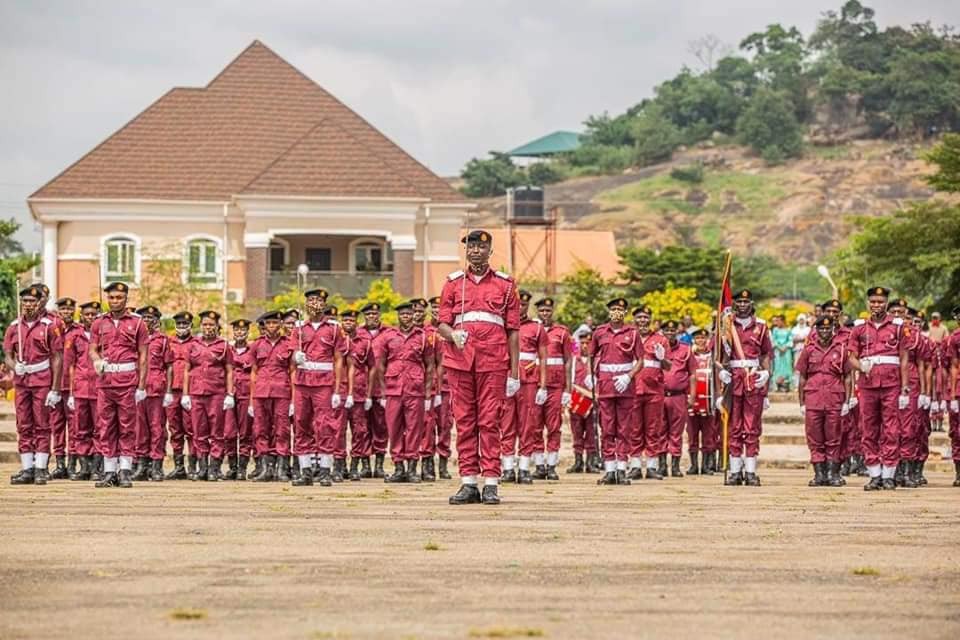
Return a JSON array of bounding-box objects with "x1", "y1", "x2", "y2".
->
[
  {"x1": 598, "y1": 396, "x2": 632, "y2": 462},
  {"x1": 223, "y1": 396, "x2": 254, "y2": 457},
  {"x1": 804, "y1": 407, "x2": 842, "y2": 463},
  {"x1": 569, "y1": 410, "x2": 597, "y2": 454},
  {"x1": 517, "y1": 382, "x2": 541, "y2": 457},
  {"x1": 898, "y1": 390, "x2": 921, "y2": 460},
  {"x1": 662, "y1": 393, "x2": 687, "y2": 457},
  {"x1": 190, "y1": 394, "x2": 225, "y2": 458},
  {"x1": 420, "y1": 398, "x2": 452, "y2": 458},
  {"x1": 136, "y1": 396, "x2": 167, "y2": 460},
  {"x1": 918, "y1": 407, "x2": 931, "y2": 462},
  {"x1": 449, "y1": 368, "x2": 506, "y2": 478},
  {"x1": 630, "y1": 393, "x2": 664, "y2": 458},
  {"x1": 337, "y1": 403, "x2": 369, "y2": 459},
  {"x1": 858, "y1": 386, "x2": 901, "y2": 468},
  {"x1": 49, "y1": 397, "x2": 70, "y2": 456},
  {"x1": 386, "y1": 395, "x2": 425, "y2": 462},
  {"x1": 294, "y1": 385, "x2": 337, "y2": 456},
  {"x1": 528, "y1": 387, "x2": 564, "y2": 454},
  {"x1": 499, "y1": 395, "x2": 520, "y2": 457},
  {"x1": 950, "y1": 407, "x2": 960, "y2": 461},
  {"x1": 368, "y1": 399, "x2": 388, "y2": 455},
  {"x1": 97, "y1": 386, "x2": 137, "y2": 458},
  {"x1": 14, "y1": 385, "x2": 50, "y2": 454},
  {"x1": 686, "y1": 412, "x2": 716, "y2": 454},
  {"x1": 253, "y1": 397, "x2": 291, "y2": 457},
  {"x1": 839, "y1": 404, "x2": 861, "y2": 458},
  {"x1": 70, "y1": 397, "x2": 97, "y2": 456},
  {"x1": 729, "y1": 392, "x2": 763, "y2": 458},
  {"x1": 165, "y1": 391, "x2": 192, "y2": 456}
]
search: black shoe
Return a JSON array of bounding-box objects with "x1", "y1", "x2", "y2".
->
[
  {"x1": 33, "y1": 468, "x2": 48, "y2": 486},
  {"x1": 224, "y1": 455, "x2": 239, "y2": 481},
  {"x1": 193, "y1": 456, "x2": 209, "y2": 482},
  {"x1": 95, "y1": 471, "x2": 117, "y2": 488},
  {"x1": 809, "y1": 462, "x2": 826, "y2": 487},
  {"x1": 421, "y1": 457, "x2": 436, "y2": 482},
  {"x1": 361, "y1": 456, "x2": 373, "y2": 479},
  {"x1": 545, "y1": 465, "x2": 560, "y2": 481},
  {"x1": 50, "y1": 455, "x2": 69, "y2": 480},
  {"x1": 894, "y1": 461, "x2": 906, "y2": 487},
  {"x1": 918, "y1": 461, "x2": 928, "y2": 486},
  {"x1": 292, "y1": 465, "x2": 313, "y2": 486},
  {"x1": 406, "y1": 459, "x2": 421, "y2": 484},
  {"x1": 670, "y1": 455, "x2": 684, "y2": 478},
  {"x1": 165, "y1": 454, "x2": 187, "y2": 480},
  {"x1": 481, "y1": 485, "x2": 500, "y2": 504},
  {"x1": 646, "y1": 466, "x2": 664, "y2": 480},
  {"x1": 237, "y1": 455, "x2": 249, "y2": 481},
  {"x1": 72, "y1": 456, "x2": 92, "y2": 481},
  {"x1": 657, "y1": 453, "x2": 668, "y2": 477},
  {"x1": 66, "y1": 454, "x2": 78, "y2": 479},
  {"x1": 863, "y1": 476, "x2": 883, "y2": 491},
  {"x1": 91, "y1": 454, "x2": 104, "y2": 482},
  {"x1": 449, "y1": 484, "x2": 482, "y2": 505},
  {"x1": 348, "y1": 458, "x2": 362, "y2": 481},
  {"x1": 567, "y1": 453, "x2": 584, "y2": 474},
  {"x1": 953, "y1": 461, "x2": 960, "y2": 487},
  {"x1": 332, "y1": 458, "x2": 346, "y2": 483},
  {"x1": 291, "y1": 456, "x2": 302, "y2": 482},
  {"x1": 252, "y1": 455, "x2": 275, "y2": 482},
  {"x1": 11, "y1": 467, "x2": 34, "y2": 485},
  {"x1": 724, "y1": 471, "x2": 743, "y2": 486},
  {"x1": 854, "y1": 455, "x2": 869, "y2": 476},
  {"x1": 150, "y1": 459, "x2": 164, "y2": 481},
  {"x1": 250, "y1": 456, "x2": 263, "y2": 480},
  {"x1": 438, "y1": 456, "x2": 452, "y2": 480},
  {"x1": 597, "y1": 471, "x2": 617, "y2": 485},
  {"x1": 373, "y1": 453, "x2": 386, "y2": 478},
  {"x1": 616, "y1": 469, "x2": 631, "y2": 485},
  {"x1": 314, "y1": 466, "x2": 332, "y2": 487},
  {"x1": 902, "y1": 460, "x2": 919, "y2": 489},
  {"x1": 840, "y1": 459, "x2": 851, "y2": 476},
  {"x1": 826, "y1": 461, "x2": 844, "y2": 487},
  {"x1": 533, "y1": 464, "x2": 548, "y2": 480},
  {"x1": 585, "y1": 453, "x2": 602, "y2": 473},
  {"x1": 186, "y1": 455, "x2": 199, "y2": 481},
  {"x1": 627, "y1": 467, "x2": 644, "y2": 481},
  {"x1": 132, "y1": 456, "x2": 150, "y2": 481},
  {"x1": 385, "y1": 460, "x2": 407, "y2": 483},
  {"x1": 702, "y1": 452, "x2": 716, "y2": 476},
  {"x1": 501, "y1": 468, "x2": 517, "y2": 483},
  {"x1": 687, "y1": 452, "x2": 700, "y2": 475},
  {"x1": 744, "y1": 472, "x2": 761, "y2": 486},
  {"x1": 208, "y1": 457, "x2": 223, "y2": 481},
  {"x1": 517, "y1": 469, "x2": 534, "y2": 485},
  {"x1": 275, "y1": 456, "x2": 291, "y2": 483},
  {"x1": 881, "y1": 477, "x2": 896, "y2": 490},
  {"x1": 118, "y1": 469, "x2": 133, "y2": 488}
]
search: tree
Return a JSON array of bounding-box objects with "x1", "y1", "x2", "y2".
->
[
  {"x1": 631, "y1": 104, "x2": 681, "y2": 166},
  {"x1": 688, "y1": 34, "x2": 733, "y2": 72},
  {"x1": 135, "y1": 242, "x2": 223, "y2": 315},
  {"x1": 924, "y1": 133, "x2": 960, "y2": 192},
  {"x1": 555, "y1": 263, "x2": 614, "y2": 330},
  {"x1": 640, "y1": 286, "x2": 713, "y2": 329},
  {"x1": 620, "y1": 246, "x2": 724, "y2": 301},
  {"x1": 0, "y1": 219, "x2": 40, "y2": 351},
  {"x1": 735, "y1": 88, "x2": 804, "y2": 164},
  {"x1": 526, "y1": 161, "x2": 567, "y2": 185},
  {"x1": 459, "y1": 152, "x2": 524, "y2": 198},
  {"x1": 740, "y1": 24, "x2": 813, "y2": 121}
]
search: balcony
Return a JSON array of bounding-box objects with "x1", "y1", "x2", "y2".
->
[{"x1": 267, "y1": 270, "x2": 392, "y2": 300}]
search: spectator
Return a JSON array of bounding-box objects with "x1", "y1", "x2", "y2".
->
[
  {"x1": 679, "y1": 314, "x2": 695, "y2": 345},
  {"x1": 771, "y1": 315, "x2": 794, "y2": 391}
]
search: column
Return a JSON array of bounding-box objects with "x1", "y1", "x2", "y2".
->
[
  {"x1": 41, "y1": 221, "x2": 58, "y2": 301},
  {"x1": 243, "y1": 232, "x2": 270, "y2": 306},
  {"x1": 391, "y1": 234, "x2": 416, "y2": 297}
]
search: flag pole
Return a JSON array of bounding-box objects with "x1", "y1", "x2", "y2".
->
[{"x1": 715, "y1": 251, "x2": 732, "y2": 476}]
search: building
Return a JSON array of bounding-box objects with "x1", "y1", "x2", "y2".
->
[
  {"x1": 28, "y1": 41, "x2": 473, "y2": 305},
  {"x1": 507, "y1": 130, "x2": 581, "y2": 166}
]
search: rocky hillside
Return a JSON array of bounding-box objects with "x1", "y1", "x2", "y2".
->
[{"x1": 468, "y1": 139, "x2": 953, "y2": 264}]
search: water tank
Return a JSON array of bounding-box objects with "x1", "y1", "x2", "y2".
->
[{"x1": 511, "y1": 186, "x2": 544, "y2": 220}]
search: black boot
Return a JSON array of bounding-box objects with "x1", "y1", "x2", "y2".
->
[
  {"x1": 840, "y1": 458, "x2": 851, "y2": 476},
  {"x1": 292, "y1": 464, "x2": 313, "y2": 486},
  {"x1": 275, "y1": 456, "x2": 291, "y2": 482},
  {"x1": 809, "y1": 462, "x2": 826, "y2": 487},
  {"x1": 646, "y1": 464, "x2": 664, "y2": 480},
  {"x1": 702, "y1": 452, "x2": 716, "y2": 476},
  {"x1": 438, "y1": 456, "x2": 452, "y2": 480},
  {"x1": 616, "y1": 469, "x2": 631, "y2": 485},
  {"x1": 902, "y1": 460, "x2": 919, "y2": 488},
  {"x1": 34, "y1": 467, "x2": 48, "y2": 486},
  {"x1": 118, "y1": 469, "x2": 133, "y2": 488},
  {"x1": 224, "y1": 455, "x2": 238, "y2": 481},
  {"x1": 567, "y1": 453, "x2": 584, "y2": 474},
  {"x1": 855, "y1": 454, "x2": 869, "y2": 476},
  {"x1": 826, "y1": 461, "x2": 844, "y2": 487},
  {"x1": 881, "y1": 477, "x2": 897, "y2": 490},
  {"x1": 517, "y1": 469, "x2": 534, "y2": 484},
  {"x1": 481, "y1": 484, "x2": 500, "y2": 505},
  {"x1": 533, "y1": 464, "x2": 548, "y2": 480},
  {"x1": 894, "y1": 461, "x2": 906, "y2": 487},
  {"x1": 66, "y1": 454, "x2": 77, "y2": 479},
  {"x1": 315, "y1": 466, "x2": 333, "y2": 487},
  {"x1": 724, "y1": 471, "x2": 743, "y2": 486},
  {"x1": 421, "y1": 457, "x2": 436, "y2": 482},
  {"x1": 373, "y1": 453, "x2": 386, "y2": 478},
  {"x1": 237, "y1": 456, "x2": 249, "y2": 481},
  {"x1": 501, "y1": 467, "x2": 517, "y2": 483},
  {"x1": 207, "y1": 457, "x2": 222, "y2": 482},
  {"x1": 332, "y1": 458, "x2": 346, "y2": 483},
  {"x1": 165, "y1": 454, "x2": 187, "y2": 480},
  {"x1": 953, "y1": 461, "x2": 960, "y2": 487},
  {"x1": 449, "y1": 484, "x2": 481, "y2": 505},
  {"x1": 385, "y1": 460, "x2": 407, "y2": 483},
  {"x1": 918, "y1": 461, "x2": 928, "y2": 486},
  {"x1": 406, "y1": 459, "x2": 421, "y2": 484},
  {"x1": 671, "y1": 455, "x2": 684, "y2": 478},
  {"x1": 863, "y1": 476, "x2": 882, "y2": 491},
  {"x1": 744, "y1": 472, "x2": 761, "y2": 486},
  {"x1": 72, "y1": 456, "x2": 92, "y2": 481},
  {"x1": 150, "y1": 459, "x2": 164, "y2": 481},
  {"x1": 687, "y1": 452, "x2": 700, "y2": 475},
  {"x1": 545, "y1": 465, "x2": 560, "y2": 481},
  {"x1": 50, "y1": 455, "x2": 69, "y2": 480},
  {"x1": 597, "y1": 471, "x2": 617, "y2": 485},
  {"x1": 585, "y1": 453, "x2": 602, "y2": 473},
  {"x1": 95, "y1": 471, "x2": 117, "y2": 488},
  {"x1": 250, "y1": 456, "x2": 263, "y2": 480},
  {"x1": 361, "y1": 456, "x2": 373, "y2": 478},
  {"x1": 657, "y1": 453, "x2": 668, "y2": 478},
  {"x1": 130, "y1": 457, "x2": 145, "y2": 481},
  {"x1": 627, "y1": 466, "x2": 644, "y2": 481},
  {"x1": 291, "y1": 456, "x2": 301, "y2": 481},
  {"x1": 348, "y1": 458, "x2": 362, "y2": 481},
  {"x1": 186, "y1": 455, "x2": 199, "y2": 481},
  {"x1": 91, "y1": 454, "x2": 104, "y2": 481},
  {"x1": 194, "y1": 456, "x2": 209, "y2": 482},
  {"x1": 252, "y1": 455, "x2": 274, "y2": 482}
]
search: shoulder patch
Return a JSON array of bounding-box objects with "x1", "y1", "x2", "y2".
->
[
  {"x1": 756, "y1": 318, "x2": 766, "y2": 325},
  {"x1": 892, "y1": 317, "x2": 903, "y2": 326},
  {"x1": 854, "y1": 319, "x2": 865, "y2": 326},
  {"x1": 447, "y1": 270, "x2": 464, "y2": 281},
  {"x1": 494, "y1": 270, "x2": 511, "y2": 280},
  {"x1": 9, "y1": 318, "x2": 18, "y2": 327},
  {"x1": 40, "y1": 317, "x2": 52, "y2": 325},
  {"x1": 130, "y1": 312, "x2": 142, "y2": 318}
]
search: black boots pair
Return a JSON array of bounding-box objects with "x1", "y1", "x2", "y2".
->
[
  {"x1": 49, "y1": 455, "x2": 69, "y2": 480},
  {"x1": 532, "y1": 463, "x2": 560, "y2": 481},
  {"x1": 165, "y1": 454, "x2": 188, "y2": 480},
  {"x1": 69, "y1": 455, "x2": 94, "y2": 481},
  {"x1": 420, "y1": 456, "x2": 436, "y2": 482},
  {"x1": 448, "y1": 483, "x2": 499, "y2": 505},
  {"x1": 384, "y1": 460, "x2": 422, "y2": 484},
  {"x1": 373, "y1": 453, "x2": 386, "y2": 478},
  {"x1": 567, "y1": 452, "x2": 601, "y2": 474},
  {"x1": 808, "y1": 462, "x2": 845, "y2": 487},
  {"x1": 10, "y1": 467, "x2": 36, "y2": 485},
  {"x1": 864, "y1": 475, "x2": 896, "y2": 491},
  {"x1": 597, "y1": 469, "x2": 631, "y2": 485},
  {"x1": 895, "y1": 460, "x2": 924, "y2": 488},
  {"x1": 725, "y1": 471, "x2": 761, "y2": 486},
  {"x1": 687, "y1": 451, "x2": 717, "y2": 475},
  {"x1": 95, "y1": 469, "x2": 133, "y2": 488}
]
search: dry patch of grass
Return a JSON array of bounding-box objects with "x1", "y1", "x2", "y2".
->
[
  {"x1": 851, "y1": 567, "x2": 880, "y2": 576},
  {"x1": 168, "y1": 608, "x2": 207, "y2": 621},
  {"x1": 424, "y1": 542, "x2": 441, "y2": 551},
  {"x1": 469, "y1": 627, "x2": 545, "y2": 638}
]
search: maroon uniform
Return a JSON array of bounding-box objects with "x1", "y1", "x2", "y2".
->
[
  {"x1": 569, "y1": 352, "x2": 597, "y2": 457},
  {"x1": 361, "y1": 324, "x2": 390, "y2": 457},
  {"x1": 224, "y1": 342, "x2": 254, "y2": 458},
  {"x1": 294, "y1": 320, "x2": 348, "y2": 468},
  {"x1": 381, "y1": 326, "x2": 434, "y2": 464},
  {"x1": 418, "y1": 324, "x2": 450, "y2": 461},
  {"x1": 796, "y1": 334, "x2": 849, "y2": 464},
  {"x1": 343, "y1": 329, "x2": 374, "y2": 460},
  {"x1": 135, "y1": 331, "x2": 171, "y2": 462},
  {"x1": 631, "y1": 331, "x2": 669, "y2": 470},
  {"x1": 186, "y1": 337, "x2": 233, "y2": 459},
  {"x1": 251, "y1": 335, "x2": 294, "y2": 457},
  {"x1": 726, "y1": 316, "x2": 773, "y2": 461},
  {"x1": 531, "y1": 323, "x2": 571, "y2": 466},
  {"x1": 946, "y1": 330, "x2": 960, "y2": 463},
  {"x1": 64, "y1": 326, "x2": 97, "y2": 457},
  {"x1": 687, "y1": 349, "x2": 717, "y2": 459},
  {"x1": 514, "y1": 318, "x2": 546, "y2": 464},
  {"x1": 48, "y1": 321, "x2": 75, "y2": 459},
  {"x1": 166, "y1": 335, "x2": 195, "y2": 457},
  {"x1": 662, "y1": 340, "x2": 695, "y2": 459},
  {"x1": 591, "y1": 323, "x2": 639, "y2": 471}
]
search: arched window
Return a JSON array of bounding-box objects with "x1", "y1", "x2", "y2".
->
[
  {"x1": 349, "y1": 237, "x2": 389, "y2": 273},
  {"x1": 101, "y1": 234, "x2": 140, "y2": 285},
  {"x1": 183, "y1": 235, "x2": 222, "y2": 288}
]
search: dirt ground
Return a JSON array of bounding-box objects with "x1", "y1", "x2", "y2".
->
[{"x1": 2, "y1": 464, "x2": 959, "y2": 640}]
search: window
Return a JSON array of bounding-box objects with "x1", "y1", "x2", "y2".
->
[
  {"x1": 305, "y1": 248, "x2": 331, "y2": 271},
  {"x1": 186, "y1": 239, "x2": 219, "y2": 286},
  {"x1": 104, "y1": 236, "x2": 137, "y2": 284},
  {"x1": 354, "y1": 242, "x2": 383, "y2": 272},
  {"x1": 269, "y1": 245, "x2": 285, "y2": 271}
]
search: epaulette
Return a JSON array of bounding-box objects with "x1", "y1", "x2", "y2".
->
[
  {"x1": 447, "y1": 270, "x2": 464, "y2": 281},
  {"x1": 854, "y1": 319, "x2": 865, "y2": 326},
  {"x1": 756, "y1": 318, "x2": 766, "y2": 325},
  {"x1": 9, "y1": 318, "x2": 18, "y2": 326},
  {"x1": 327, "y1": 319, "x2": 339, "y2": 325},
  {"x1": 40, "y1": 317, "x2": 52, "y2": 325},
  {"x1": 892, "y1": 317, "x2": 903, "y2": 326},
  {"x1": 130, "y1": 311, "x2": 142, "y2": 318},
  {"x1": 494, "y1": 270, "x2": 511, "y2": 280}
]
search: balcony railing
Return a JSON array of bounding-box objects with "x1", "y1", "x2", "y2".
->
[{"x1": 267, "y1": 271, "x2": 392, "y2": 300}]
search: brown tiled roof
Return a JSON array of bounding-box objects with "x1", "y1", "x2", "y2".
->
[{"x1": 31, "y1": 41, "x2": 465, "y2": 203}]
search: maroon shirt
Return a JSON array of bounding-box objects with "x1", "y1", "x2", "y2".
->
[
  {"x1": 796, "y1": 335, "x2": 849, "y2": 410},
  {"x1": 169, "y1": 335, "x2": 194, "y2": 391},
  {"x1": 230, "y1": 342, "x2": 254, "y2": 398},
  {"x1": 294, "y1": 320, "x2": 348, "y2": 388},
  {"x1": 543, "y1": 324, "x2": 572, "y2": 389},
  {"x1": 365, "y1": 325, "x2": 393, "y2": 397},
  {"x1": 590, "y1": 323, "x2": 638, "y2": 399},
  {"x1": 518, "y1": 319, "x2": 547, "y2": 385},
  {"x1": 347, "y1": 330, "x2": 375, "y2": 401},
  {"x1": 252, "y1": 335, "x2": 293, "y2": 399},
  {"x1": 438, "y1": 268, "x2": 521, "y2": 373},
  {"x1": 380, "y1": 327, "x2": 435, "y2": 397},
  {"x1": 635, "y1": 331, "x2": 670, "y2": 395},
  {"x1": 57, "y1": 322, "x2": 78, "y2": 391},
  {"x1": 728, "y1": 316, "x2": 773, "y2": 395},
  {"x1": 144, "y1": 331, "x2": 173, "y2": 397},
  {"x1": 186, "y1": 337, "x2": 232, "y2": 396},
  {"x1": 89, "y1": 311, "x2": 148, "y2": 389},
  {"x1": 663, "y1": 340, "x2": 696, "y2": 393},
  {"x1": 63, "y1": 327, "x2": 97, "y2": 399},
  {"x1": 3, "y1": 315, "x2": 64, "y2": 388},
  {"x1": 847, "y1": 316, "x2": 905, "y2": 390}
]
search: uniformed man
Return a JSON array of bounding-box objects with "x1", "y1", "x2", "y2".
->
[
  {"x1": 948, "y1": 306, "x2": 960, "y2": 486},
  {"x1": 419, "y1": 296, "x2": 450, "y2": 481},
  {"x1": 512, "y1": 291, "x2": 547, "y2": 483},
  {"x1": 428, "y1": 295, "x2": 454, "y2": 480},
  {"x1": 661, "y1": 320, "x2": 694, "y2": 477},
  {"x1": 88, "y1": 282, "x2": 148, "y2": 488},
  {"x1": 359, "y1": 302, "x2": 389, "y2": 478},
  {"x1": 182, "y1": 310, "x2": 234, "y2": 481},
  {"x1": 914, "y1": 310, "x2": 934, "y2": 485},
  {"x1": 718, "y1": 289, "x2": 772, "y2": 487},
  {"x1": 847, "y1": 287, "x2": 910, "y2": 490},
  {"x1": 687, "y1": 329, "x2": 717, "y2": 475},
  {"x1": 496, "y1": 294, "x2": 528, "y2": 485},
  {"x1": 888, "y1": 300, "x2": 923, "y2": 488},
  {"x1": 341, "y1": 310, "x2": 372, "y2": 481},
  {"x1": 591, "y1": 297, "x2": 640, "y2": 485},
  {"x1": 63, "y1": 301, "x2": 99, "y2": 480},
  {"x1": 4, "y1": 285, "x2": 64, "y2": 485},
  {"x1": 567, "y1": 330, "x2": 600, "y2": 473},
  {"x1": 379, "y1": 300, "x2": 435, "y2": 483},
  {"x1": 250, "y1": 310, "x2": 296, "y2": 482},
  {"x1": 48, "y1": 296, "x2": 76, "y2": 479},
  {"x1": 531, "y1": 297, "x2": 572, "y2": 480},
  {"x1": 438, "y1": 229, "x2": 520, "y2": 505},
  {"x1": 132, "y1": 305, "x2": 172, "y2": 481},
  {"x1": 629, "y1": 305, "x2": 671, "y2": 480},
  {"x1": 224, "y1": 318, "x2": 254, "y2": 480},
  {"x1": 165, "y1": 311, "x2": 195, "y2": 480}
]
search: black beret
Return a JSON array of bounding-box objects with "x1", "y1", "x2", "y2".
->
[
  {"x1": 135, "y1": 306, "x2": 160, "y2": 318},
  {"x1": 259, "y1": 310, "x2": 282, "y2": 322},
  {"x1": 30, "y1": 283, "x2": 49, "y2": 296},
  {"x1": 19, "y1": 286, "x2": 42, "y2": 298},
  {"x1": 230, "y1": 319, "x2": 251, "y2": 329},
  {"x1": 395, "y1": 301, "x2": 415, "y2": 311},
  {"x1": 340, "y1": 310, "x2": 358, "y2": 319},
  {"x1": 633, "y1": 305, "x2": 653, "y2": 317},
  {"x1": 104, "y1": 281, "x2": 129, "y2": 293},
  {"x1": 428, "y1": 296, "x2": 441, "y2": 305},
  {"x1": 79, "y1": 301, "x2": 101, "y2": 312},
  {"x1": 815, "y1": 316, "x2": 835, "y2": 328},
  {"x1": 607, "y1": 297, "x2": 628, "y2": 309},
  {"x1": 361, "y1": 302, "x2": 381, "y2": 313},
  {"x1": 461, "y1": 229, "x2": 492, "y2": 244},
  {"x1": 304, "y1": 288, "x2": 328, "y2": 299},
  {"x1": 867, "y1": 286, "x2": 890, "y2": 298},
  {"x1": 173, "y1": 311, "x2": 193, "y2": 323},
  {"x1": 662, "y1": 320, "x2": 680, "y2": 330},
  {"x1": 411, "y1": 298, "x2": 427, "y2": 308},
  {"x1": 56, "y1": 297, "x2": 76, "y2": 307},
  {"x1": 691, "y1": 328, "x2": 709, "y2": 337},
  {"x1": 733, "y1": 289, "x2": 752, "y2": 301},
  {"x1": 890, "y1": 298, "x2": 908, "y2": 309},
  {"x1": 822, "y1": 299, "x2": 843, "y2": 311},
  {"x1": 283, "y1": 309, "x2": 300, "y2": 319},
  {"x1": 534, "y1": 298, "x2": 554, "y2": 308},
  {"x1": 325, "y1": 305, "x2": 339, "y2": 315},
  {"x1": 198, "y1": 310, "x2": 221, "y2": 322}
]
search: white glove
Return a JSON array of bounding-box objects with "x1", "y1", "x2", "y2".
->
[
  {"x1": 223, "y1": 394, "x2": 235, "y2": 410},
  {"x1": 433, "y1": 394, "x2": 442, "y2": 408},
  {"x1": 848, "y1": 396, "x2": 858, "y2": 410},
  {"x1": 918, "y1": 395, "x2": 929, "y2": 409},
  {"x1": 162, "y1": 392, "x2": 174, "y2": 408},
  {"x1": 653, "y1": 342, "x2": 665, "y2": 361},
  {"x1": 934, "y1": 400, "x2": 944, "y2": 412},
  {"x1": 715, "y1": 397, "x2": 724, "y2": 411},
  {"x1": 505, "y1": 377, "x2": 521, "y2": 398},
  {"x1": 134, "y1": 389, "x2": 147, "y2": 404},
  {"x1": 66, "y1": 395, "x2": 75, "y2": 411},
  {"x1": 450, "y1": 330, "x2": 468, "y2": 349},
  {"x1": 763, "y1": 397, "x2": 770, "y2": 411},
  {"x1": 799, "y1": 405, "x2": 806, "y2": 417},
  {"x1": 754, "y1": 370, "x2": 770, "y2": 388},
  {"x1": 364, "y1": 398, "x2": 373, "y2": 411},
  {"x1": 859, "y1": 359, "x2": 874, "y2": 375},
  {"x1": 248, "y1": 404, "x2": 255, "y2": 418},
  {"x1": 613, "y1": 374, "x2": 631, "y2": 394},
  {"x1": 951, "y1": 400, "x2": 959, "y2": 413},
  {"x1": 14, "y1": 362, "x2": 26, "y2": 376},
  {"x1": 898, "y1": 395, "x2": 909, "y2": 410},
  {"x1": 424, "y1": 398, "x2": 432, "y2": 411},
  {"x1": 293, "y1": 350, "x2": 307, "y2": 365},
  {"x1": 331, "y1": 393, "x2": 341, "y2": 409},
  {"x1": 841, "y1": 402, "x2": 850, "y2": 417},
  {"x1": 93, "y1": 360, "x2": 106, "y2": 375},
  {"x1": 583, "y1": 374, "x2": 594, "y2": 390},
  {"x1": 180, "y1": 395, "x2": 192, "y2": 411},
  {"x1": 535, "y1": 387, "x2": 548, "y2": 405},
  {"x1": 288, "y1": 402, "x2": 295, "y2": 417},
  {"x1": 718, "y1": 369, "x2": 732, "y2": 384},
  {"x1": 44, "y1": 390, "x2": 61, "y2": 407},
  {"x1": 561, "y1": 391, "x2": 572, "y2": 407},
  {"x1": 344, "y1": 395, "x2": 355, "y2": 410},
  {"x1": 378, "y1": 398, "x2": 386, "y2": 408}
]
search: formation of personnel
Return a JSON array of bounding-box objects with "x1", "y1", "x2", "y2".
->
[{"x1": 4, "y1": 232, "x2": 960, "y2": 502}]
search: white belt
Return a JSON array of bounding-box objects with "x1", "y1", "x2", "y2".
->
[
  {"x1": 519, "y1": 352, "x2": 537, "y2": 362},
  {"x1": 21, "y1": 359, "x2": 50, "y2": 374},
  {"x1": 730, "y1": 359, "x2": 759, "y2": 369},
  {"x1": 863, "y1": 355, "x2": 900, "y2": 366},
  {"x1": 454, "y1": 311, "x2": 504, "y2": 327},
  {"x1": 298, "y1": 361, "x2": 333, "y2": 371},
  {"x1": 104, "y1": 362, "x2": 137, "y2": 373},
  {"x1": 599, "y1": 361, "x2": 635, "y2": 373},
  {"x1": 545, "y1": 357, "x2": 565, "y2": 366},
  {"x1": 643, "y1": 359, "x2": 661, "y2": 368}
]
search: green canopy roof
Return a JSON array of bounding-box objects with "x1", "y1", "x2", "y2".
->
[{"x1": 508, "y1": 130, "x2": 581, "y2": 157}]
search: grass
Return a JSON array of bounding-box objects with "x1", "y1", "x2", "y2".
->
[
  {"x1": 468, "y1": 628, "x2": 545, "y2": 638},
  {"x1": 851, "y1": 567, "x2": 880, "y2": 576},
  {"x1": 423, "y1": 541, "x2": 441, "y2": 551},
  {"x1": 807, "y1": 144, "x2": 851, "y2": 161},
  {"x1": 168, "y1": 608, "x2": 207, "y2": 621}
]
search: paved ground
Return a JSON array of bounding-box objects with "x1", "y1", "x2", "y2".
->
[{"x1": 2, "y1": 463, "x2": 959, "y2": 640}]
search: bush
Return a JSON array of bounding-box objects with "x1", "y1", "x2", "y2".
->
[
  {"x1": 735, "y1": 88, "x2": 804, "y2": 164},
  {"x1": 670, "y1": 163, "x2": 705, "y2": 183},
  {"x1": 526, "y1": 161, "x2": 567, "y2": 185},
  {"x1": 632, "y1": 104, "x2": 681, "y2": 166},
  {"x1": 460, "y1": 152, "x2": 524, "y2": 198},
  {"x1": 639, "y1": 286, "x2": 713, "y2": 329}
]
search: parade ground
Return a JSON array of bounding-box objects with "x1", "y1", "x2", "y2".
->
[{"x1": 2, "y1": 460, "x2": 959, "y2": 639}]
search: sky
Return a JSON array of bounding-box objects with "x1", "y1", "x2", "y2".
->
[{"x1": 1, "y1": 0, "x2": 957, "y2": 252}]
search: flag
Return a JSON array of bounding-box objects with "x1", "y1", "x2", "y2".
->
[{"x1": 714, "y1": 251, "x2": 734, "y2": 474}]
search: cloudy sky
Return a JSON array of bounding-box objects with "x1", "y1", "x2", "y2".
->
[{"x1": 1, "y1": 0, "x2": 956, "y2": 251}]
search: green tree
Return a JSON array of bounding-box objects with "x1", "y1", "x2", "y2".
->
[
  {"x1": 620, "y1": 246, "x2": 724, "y2": 301},
  {"x1": 740, "y1": 23, "x2": 813, "y2": 121},
  {"x1": 0, "y1": 219, "x2": 40, "y2": 351},
  {"x1": 526, "y1": 161, "x2": 567, "y2": 185},
  {"x1": 555, "y1": 263, "x2": 614, "y2": 330},
  {"x1": 632, "y1": 104, "x2": 681, "y2": 166},
  {"x1": 460, "y1": 152, "x2": 524, "y2": 198},
  {"x1": 924, "y1": 133, "x2": 960, "y2": 192},
  {"x1": 735, "y1": 88, "x2": 804, "y2": 164}
]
